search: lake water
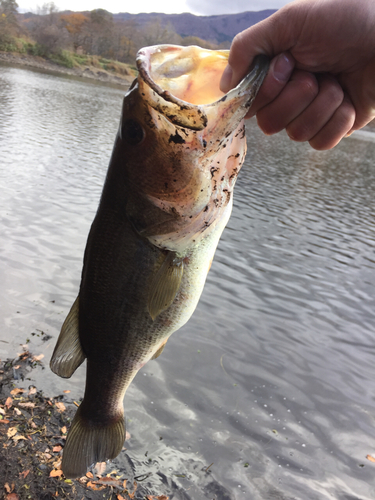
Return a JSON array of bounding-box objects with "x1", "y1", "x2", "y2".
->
[{"x1": 1, "y1": 64, "x2": 375, "y2": 500}]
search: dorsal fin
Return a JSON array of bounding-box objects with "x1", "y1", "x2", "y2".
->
[{"x1": 50, "y1": 296, "x2": 86, "y2": 378}]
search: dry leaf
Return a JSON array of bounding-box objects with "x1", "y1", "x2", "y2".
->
[
  {"x1": 94, "y1": 461, "x2": 106, "y2": 476},
  {"x1": 61, "y1": 426, "x2": 67, "y2": 434},
  {"x1": 7, "y1": 427, "x2": 18, "y2": 438},
  {"x1": 50, "y1": 469, "x2": 63, "y2": 477},
  {"x1": 53, "y1": 445, "x2": 62, "y2": 453},
  {"x1": 87, "y1": 481, "x2": 105, "y2": 491},
  {"x1": 14, "y1": 408, "x2": 21, "y2": 416},
  {"x1": 10, "y1": 388, "x2": 24, "y2": 396},
  {"x1": 13, "y1": 435, "x2": 27, "y2": 442},
  {"x1": 0, "y1": 419, "x2": 10, "y2": 424},
  {"x1": 366, "y1": 454, "x2": 375, "y2": 463},
  {"x1": 117, "y1": 496, "x2": 126, "y2": 500},
  {"x1": 19, "y1": 470, "x2": 29, "y2": 479},
  {"x1": 63, "y1": 390, "x2": 70, "y2": 394},
  {"x1": 32, "y1": 354, "x2": 44, "y2": 362},
  {"x1": 125, "y1": 431, "x2": 131, "y2": 440},
  {"x1": 28, "y1": 387, "x2": 37, "y2": 396},
  {"x1": 52, "y1": 459, "x2": 61, "y2": 469},
  {"x1": 18, "y1": 402, "x2": 35, "y2": 409},
  {"x1": 55, "y1": 402, "x2": 66, "y2": 412},
  {"x1": 4, "y1": 483, "x2": 12, "y2": 493},
  {"x1": 5, "y1": 397, "x2": 13, "y2": 409},
  {"x1": 6, "y1": 494, "x2": 19, "y2": 500},
  {"x1": 0, "y1": 408, "x2": 5, "y2": 415},
  {"x1": 86, "y1": 471, "x2": 94, "y2": 479},
  {"x1": 95, "y1": 477, "x2": 123, "y2": 488},
  {"x1": 13, "y1": 365, "x2": 20, "y2": 370}
]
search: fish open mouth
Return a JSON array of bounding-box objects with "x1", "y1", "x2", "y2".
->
[{"x1": 136, "y1": 45, "x2": 269, "y2": 131}]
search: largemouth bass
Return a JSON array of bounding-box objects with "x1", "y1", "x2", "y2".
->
[{"x1": 50, "y1": 45, "x2": 269, "y2": 479}]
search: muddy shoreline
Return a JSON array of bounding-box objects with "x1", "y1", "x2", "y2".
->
[
  {"x1": 0, "y1": 350, "x2": 168, "y2": 500},
  {"x1": 0, "y1": 52, "x2": 134, "y2": 87}
]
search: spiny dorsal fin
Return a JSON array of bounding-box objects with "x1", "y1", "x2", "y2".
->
[
  {"x1": 148, "y1": 253, "x2": 184, "y2": 321},
  {"x1": 62, "y1": 403, "x2": 126, "y2": 479},
  {"x1": 151, "y1": 340, "x2": 167, "y2": 360},
  {"x1": 50, "y1": 296, "x2": 86, "y2": 378}
]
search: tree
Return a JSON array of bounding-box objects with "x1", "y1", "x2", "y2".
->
[
  {"x1": 60, "y1": 12, "x2": 88, "y2": 52},
  {"x1": 0, "y1": 0, "x2": 20, "y2": 36}
]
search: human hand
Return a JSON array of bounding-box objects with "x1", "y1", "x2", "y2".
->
[{"x1": 220, "y1": 0, "x2": 375, "y2": 150}]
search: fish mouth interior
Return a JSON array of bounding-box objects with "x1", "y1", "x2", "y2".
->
[{"x1": 139, "y1": 45, "x2": 229, "y2": 105}]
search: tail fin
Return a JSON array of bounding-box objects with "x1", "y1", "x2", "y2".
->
[{"x1": 61, "y1": 404, "x2": 126, "y2": 479}]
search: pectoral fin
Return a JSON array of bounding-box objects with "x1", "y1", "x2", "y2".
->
[
  {"x1": 148, "y1": 253, "x2": 184, "y2": 320},
  {"x1": 50, "y1": 296, "x2": 86, "y2": 378}
]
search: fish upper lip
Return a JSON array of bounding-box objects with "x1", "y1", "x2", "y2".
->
[{"x1": 136, "y1": 45, "x2": 269, "y2": 131}]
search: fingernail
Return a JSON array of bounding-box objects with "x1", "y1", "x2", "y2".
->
[
  {"x1": 273, "y1": 53, "x2": 294, "y2": 82},
  {"x1": 220, "y1": 65, "x2": 233, "y2": 93}
]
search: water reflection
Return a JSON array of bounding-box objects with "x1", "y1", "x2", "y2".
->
[{"x1": 0, "y1": 64, "x2": 375, "y2": 499}]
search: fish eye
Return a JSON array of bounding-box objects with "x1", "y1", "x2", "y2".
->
[{"x1": 121, "y1": 119, "x2": 145, "y2": 145}]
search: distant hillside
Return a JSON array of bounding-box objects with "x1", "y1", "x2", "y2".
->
[{"x1": 113, "y1": 10, "x2": 276, "y2": 44}]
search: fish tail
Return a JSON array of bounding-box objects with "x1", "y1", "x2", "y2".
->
[{"x1": 61, "y1": 404, "x2": 126, "y2": 479}]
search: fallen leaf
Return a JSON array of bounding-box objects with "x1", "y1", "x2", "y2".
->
[
  {"x1": 61, "y1": 426, "x2": 67, "y2": 434},
  {"x1": 53, "y1": 445, "x2": 62, "y2": 453},
  {"x1": 4, "y1": 483, "x2": 12, "y2": 493},
  {"x1": 18, "y1": 402, "x2": 35, "y2": 409},
  {"x1": 366, "y1": 454, "x2": 375, "y2": 463},
  {"x1": 55, "y1": 402, "x2": 66, "y2": 412},
  {"x1": 94, "y1": 461, "x2": 106, "y2": 476},
  {"x1": 10, "y1": 388, "x2": 24, "y2": 396},
  {"x1": 95, "y1": 477, "x2": 123, "y2": 488},
  {"x1": 13, "y1": 435, "x2": 27, "y2": 442},
  {"x1": 52, "y1": 459, "x2": 61, "y2": 469},
  {"x1": 87, "y1": 481, "x2": 105, "y2": 491},
  {"x1": 5, "y1": 397, "x2": 13, "y2": 409},
  {"x1": 19, "y1": 470, "x2": 29, "y2": 479},
  {"x1": 28, "y1": 387, "x2": 37, "y2": 396},
  {"x1": 0, "y1": 408, "x2": 5, "y2": 415},
  {"x1": 6, "y1": 494, "x2": 19, "y2": 500},
  {"x1": 32, "y1": 354, "x2": 44, "y2": 362},
  {"x1": 117, "y1": 496, "x2": 126, "y2": 500},
  {"x1": 13, "y1": 365, "x2": 20, "y2": 369},
  {"x1": 86, "y1": 471, "x2": 94, "y2": 479},
  {"x1": 63, "y1": 390, "x2": 70, "y2": 393},
  {"x1": 14, "y1": 408, "x2": 21, "y2": 416},
  {"x1": 7, "y1": 427, "x2": 18, "y2": 438},
  {"x1": 44, "y1": 453, "x2": 52, "y2": 459},
  {"x1": 0, "y1": 419, "x2": 10, "y2": 424},
  {"x1": 50, "y1": 469, "x2": 64, "y2": 477}
]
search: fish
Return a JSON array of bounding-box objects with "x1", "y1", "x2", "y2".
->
[{"x1": 50, "y1": 44, "x2": 269, "y2": 479}]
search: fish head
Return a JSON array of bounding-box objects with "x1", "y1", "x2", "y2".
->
[{"x1": 109, "y1": 45, "x2": 269, "y2": 252}]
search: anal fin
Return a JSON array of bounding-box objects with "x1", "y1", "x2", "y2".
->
[
  {"x1": 148, "y1": 253, "x2": 184, "y2": 321},
  {"x1": 151, "y1": 340, "x2": 168, "y2": 360},
  {"x1": 50, "y1": 296, "x2": 86, "y2": 378}
]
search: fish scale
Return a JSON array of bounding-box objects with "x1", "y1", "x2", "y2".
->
[{"x1": 50, "y1": 44, "x2": 269, "y2": 478}]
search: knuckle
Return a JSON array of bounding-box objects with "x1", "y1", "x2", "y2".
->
[{"x1": 286, "y1": 122, "x2": 311, "y2": 142}]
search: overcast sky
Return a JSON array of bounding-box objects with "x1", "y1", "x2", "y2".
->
[{"x1": 17, "y1": 0, "x2": 292, "y2": 16}]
